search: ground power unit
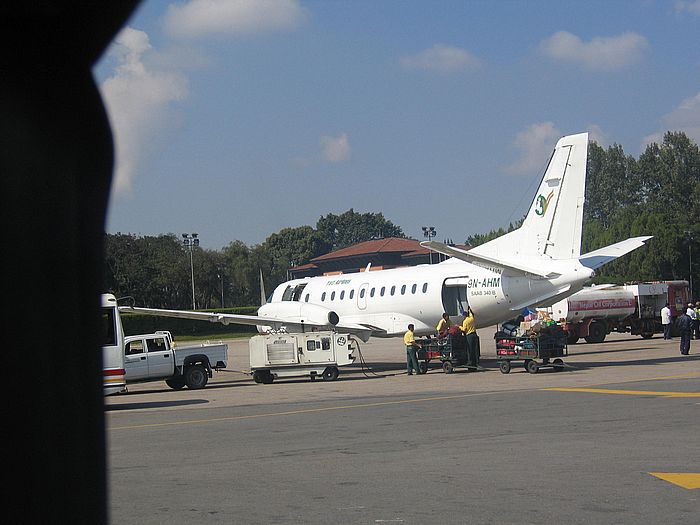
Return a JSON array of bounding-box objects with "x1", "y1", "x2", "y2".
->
[{"x1": 249, "y1": 332, "x2": 356, "y2": 384}]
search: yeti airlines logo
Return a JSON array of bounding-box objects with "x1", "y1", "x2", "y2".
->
[{"x1": 535, "y1": 191, "x2": 554, "y2": 217}]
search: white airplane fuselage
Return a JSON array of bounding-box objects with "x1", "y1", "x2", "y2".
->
[{"x1": 259, "y1": 258, "x2": 594, "y2": 337}]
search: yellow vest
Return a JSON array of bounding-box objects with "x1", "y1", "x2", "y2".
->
[
  {"x1": 436, "y1": 318, "x2": 452, "y2": 331},
  {"x1": 404, "y1": 330, "x2": 415, "y2": 346},
  {"x1": 461, "y1": 313, "x2": 476, "y2": 335}
]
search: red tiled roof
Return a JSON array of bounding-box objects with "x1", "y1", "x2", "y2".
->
[{"x1": 310, "y1": 237, "x2": 428, "y2": 262}]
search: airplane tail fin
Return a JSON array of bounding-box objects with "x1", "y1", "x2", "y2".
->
[
  {"x1": 470, "y1": 132, "x2": 589, "y2": 263},
  {"x1": 422, "y1": 132, "x2": 650, "y2": 277}
]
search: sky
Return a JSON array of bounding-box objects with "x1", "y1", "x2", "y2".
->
[{"x1": 94, "y1": 0, "x2": 700, "y2": 250}]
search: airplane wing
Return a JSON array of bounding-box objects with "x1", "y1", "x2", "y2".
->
[
  {"x1": 578, "y1": 236, "x2": 653, "y2": 270},
  {"x1": 119, "y1": 306, "x2": 319, "y2": 331},
  {"x1": 119, "y1": 306, "x2": 380, "y2": 341},
  {"x1": 421, "y1": 241, "x2": 558, "y2": 278}
]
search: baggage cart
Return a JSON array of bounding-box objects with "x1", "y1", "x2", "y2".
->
[
  {"x1": 417, "y1": 333, "x2": 474, "y2": 373},
  {"x1": 495, "y1": 330, "x2": 568, "y2": 374}
]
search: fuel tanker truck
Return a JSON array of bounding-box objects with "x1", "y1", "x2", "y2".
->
[{"x1": 544, "y1": 281, "x2": 689, "y2": 344}]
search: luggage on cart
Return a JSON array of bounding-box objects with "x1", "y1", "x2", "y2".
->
[{"x1": 495, "y1": 325, "x2": 568, "y2": 374}]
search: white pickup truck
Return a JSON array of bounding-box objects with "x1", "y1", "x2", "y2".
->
[{"x1": 123, "y1": 331, "x2": 228, "y2": 390}]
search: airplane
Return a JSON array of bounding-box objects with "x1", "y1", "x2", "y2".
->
[{"x1": 120, "y1": 132, "x2": 652, "y2": 341}]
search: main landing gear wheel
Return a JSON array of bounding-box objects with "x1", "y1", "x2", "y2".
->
[
  {"x1": 498, "y1": 360, "x2": 511, "y2": 374},
  {"x1": 526, "y1": 360, "x2": 539, "y2": 374},
  {"x1": 442, "y1": 361, "x2": 454, "y2": 374}
]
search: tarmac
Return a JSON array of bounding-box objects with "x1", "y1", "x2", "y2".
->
[{"x1": 106, "y1": 332, "x2": 699, "y2": 524}]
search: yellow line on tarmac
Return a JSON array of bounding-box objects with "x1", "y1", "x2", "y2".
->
[
  {"x1": 649, "y1": 473, "x2": 700, "y2": 489},
  {"x1": 109, "y1": 389, "x2": 520, "y2": 431},
  {"x1": 544, "y1": 387, "x2": 700, "y2": 398}
]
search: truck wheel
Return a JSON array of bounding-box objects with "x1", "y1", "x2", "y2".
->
[
  {"x1": 584, "y1": 321, "x2": 606, "y2": 344},
  {"x1": 165, "y1": 376, "x2": 186, "y2": 390},
  {"x1": 185, "y1": 365, "x2": 208, "y2": 389},
  {"x1": 323, "y1": 367, "x2": 339, "y2": 381},
  {"x1": 499, "y1": 360, "x2": 511, "y2": 374}
]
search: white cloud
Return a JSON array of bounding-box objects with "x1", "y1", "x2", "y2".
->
[
  {"x1": 675, "y1": 0, "x2": 700, "y2": 15},
  {"x1": 320, "y1": 133, "x2": 351, "y2": 163},
  {"x1": 164, "y1": 0, "x2": 308, "y2": 38},
  {"x1": 586, "y1": 124, "x2": 609, "y2": 146},
  {"x1": 504, "y1": 122, "x2": 562, "y2": 175},
  {"x1": 540, "y1": 31, "x2": 649, "y2": 71},
  {"x1": 100, "y1": 27, "x2": 189, "y2": 196},
  {"x1": 641, "y1": 91, "x2": 700, "y2": 150},
  {"x1": 400, "y1": 44, "x2": 481, "y2": 73}
]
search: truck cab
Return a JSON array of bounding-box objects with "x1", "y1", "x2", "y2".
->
[{"x1": 123, "y1": 331, "x2": 175, "y2": 382}]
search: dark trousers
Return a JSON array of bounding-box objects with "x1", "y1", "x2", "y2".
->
[
  {"x1": 406, "y1": 345, "x2": 420, "y2": 374},
  {"x1": 663, "y1": 323, "x2": 672, "y2": 340},
  {"x1": 680, "y1": 332, "x2": 691, "y2": 355},
  {"x1": 693, "y1": 319, "x2": 700, "y2": 339},
  {"x1": 465, "y1": 332, "x2": 480, "y2": 367}
]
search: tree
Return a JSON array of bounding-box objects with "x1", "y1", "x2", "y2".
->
[{"x1": 316, "y1": 209, "x2": 404, "y2": 250}]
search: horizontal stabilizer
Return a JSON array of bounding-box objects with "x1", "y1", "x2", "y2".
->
[
  {"x1": 421, "y1": 241, "x2": 558, "y2": 278},
  {"x1": 578, "y1": 236, "x2": 653, "y2": 270}
]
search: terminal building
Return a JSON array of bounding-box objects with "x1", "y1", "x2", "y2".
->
[{"x1": 289, "y1": 237, "x2": 469, "y2": 279}]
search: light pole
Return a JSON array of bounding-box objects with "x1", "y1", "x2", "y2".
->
[
  {"x1": 422, "y1": 226, "x2": 436, "y2": 264},
  {"x1": 216, "y1": 266, "x2": 225, "y2": 308},
  {"x1": 182, "y1": 233, "x2": 199, "y2": 309},
  {"x1": 685, "y1": 230, "x2": 694, "y2": 300}
]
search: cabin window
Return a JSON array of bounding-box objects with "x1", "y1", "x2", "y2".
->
[
  {"x1": 321, "y1": 292, "x2": 326, "y2": 302},
  {"x1": 411, "y1": 284, "x2": 417, "y2": 294},
  {"x1": 340, "y1": 290, "x2": 345, "y2": 300},
  {"x1": 304, "y1": 294, "x2": 310, "y2": 302},
  {"x1": 401, "y1": 285, "x2": 406, "y2": 295},
  {"x1": 390, "y1": 285, "x2": 396, "y2": 296},
  {"x1": 331, "y1": 291, "x2": 335, "y2": 301},
  {"x1": 422, "y1": 283, "x2": 428, "y2": 293},
  {"x1": 380, "y1": 286, "x2": 385, "y2": 297},
  {"x1": 349, "y1": 289, "x2": 355, "y2": 299},
  {"x1": 360, "y1": 288, "x2": 365, "y2": 298},
  {"x1": 125, "y1": 340, "x2": 144, "y2": 355},
  {"x1": 370, "y1": 287, "x2": 375, "y2": 297}
]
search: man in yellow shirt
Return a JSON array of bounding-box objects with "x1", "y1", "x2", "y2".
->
[
  {"x1": 460, "y1": 307, "x2": 480, "y2": 368},
  {"x1": 404, "y1": 324, "x2": 421, "y2": 375},
  {"x1": 436, "y1": 312, "x2": 452, "y2": 337}
]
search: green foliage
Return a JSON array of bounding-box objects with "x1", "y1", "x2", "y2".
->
[
  {"x1": 103, "y1": 209, "x2": 405, "y2": 309},
  {"x1": 316, "y1": 209, "x2": 405, "y2": 249}
]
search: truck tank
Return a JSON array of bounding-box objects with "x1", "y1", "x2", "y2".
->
[{"x1": 549, "y1": 287, "x2": 637, "y2": 322}]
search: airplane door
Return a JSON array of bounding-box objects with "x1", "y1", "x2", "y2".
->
[
  {"x1": 145, "y1": 336, "x2": 173, "y2": 377},
  {"x1": 357, "y1": 283, "x2": 369, "y2": 310},
  {"x1": 124, "y1": 338, "x2": 149, "y2": 380},
  {"x1": 442, "y1": 278, "x2": 470, "y2": 315}
]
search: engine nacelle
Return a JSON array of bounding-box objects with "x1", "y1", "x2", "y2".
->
[{"x1": 257, "y1": 302, "x2": 339, "y2": 332}]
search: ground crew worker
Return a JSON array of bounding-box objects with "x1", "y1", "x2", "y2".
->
[
  {"x1": 661, "y1": 303, "x2": 673, "y2": 340},
  {"x1": 695, "y1": 302, "x2": 700, "y2": 339},
  {"x1": 404, "y1": 324, "x2": 421, "y2": 375},
  {"x1": 676, "y1": 310, "x2": 692, "y2": 355},
  {"x1": 436, "y1": 313, "x2": 452, "y2": 337},
  {"x1": 460, "y1": 307, "x2": 480, "y2": 368}
]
